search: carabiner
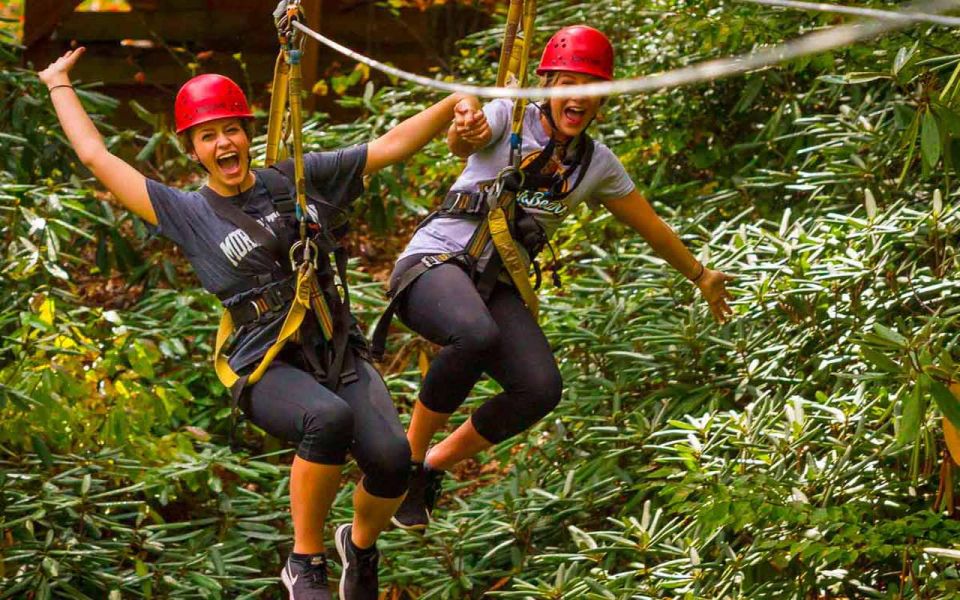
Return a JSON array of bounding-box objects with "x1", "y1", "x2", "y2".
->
[
  {"x1": 289, "y1": 238, "x2": 319, "y2": 271},
  {"x1": 492, "y1": 166, "x2": 524, "y2": 200},
  {"x1": 274, "y1": 1, "x2": 305, "y2": 42}
]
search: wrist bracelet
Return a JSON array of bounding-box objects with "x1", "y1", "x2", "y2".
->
[
  {"x1": 691, "y1": 262, "x2": 706, "y2": 283},
  {"x1": 48, "y1": 84, "x2": 74, "y2": 93}
]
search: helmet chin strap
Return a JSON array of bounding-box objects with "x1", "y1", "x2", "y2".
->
[{"x1": 535, "y1": 101, "x2": 593, "y2": 161}]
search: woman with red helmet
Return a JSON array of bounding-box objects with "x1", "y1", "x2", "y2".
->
[
  {"x1": 39, "y1": 47, "x2": 481, "y2": 600},
  {"x1": 386, "y1": 25, "x2": 734, "y2": 531}
]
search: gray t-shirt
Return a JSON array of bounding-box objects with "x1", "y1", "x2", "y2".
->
[
  {"x1": 397, "y1": 99, "x2": 635, "y2": 267},
  {"x1": 148, "y1": 145, "x2": 367, "y2": 371}
]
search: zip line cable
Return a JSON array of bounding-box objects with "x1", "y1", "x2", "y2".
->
[
  {"x1": 740, "y1": 0, "x2": 960, "y2": 26},
  {"x1": 291, "y1": 0, "x2": 959, "y2": 100}
]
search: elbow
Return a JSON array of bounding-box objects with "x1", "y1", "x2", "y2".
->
[
  {"x1": 78, "y1": 153, "x2": 98, "y2": 170},
  {"x1": 76, "y1": 145, "x2": 107, "y2": 170}
]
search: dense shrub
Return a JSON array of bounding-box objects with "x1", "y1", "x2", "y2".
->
[{"x1": 2, "y1": 1, "x2": 959, "y2": 598}]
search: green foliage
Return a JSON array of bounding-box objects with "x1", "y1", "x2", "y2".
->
[
  {"x1": 0, "y1": 447, "x2": 291, "y2": 599},
  {"x1": 2, "y1": 0, "x2": 960, "y2": 598}
]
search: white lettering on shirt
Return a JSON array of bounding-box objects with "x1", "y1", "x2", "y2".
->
[
  {"x1": 220, "y1": 229, "x2": 258, "y2": 267},
  {"x1": 216, "y1": 205, "x2": 320, "y2": 268}
]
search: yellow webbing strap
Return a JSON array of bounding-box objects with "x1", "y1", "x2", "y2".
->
[
  {"x1": 214, "y1": 265, "x2": 314, "y2": 389},
  {"x1": 509, "y1": 0, "x2": 537, "y2": 142},
  {"x1": 287, "y1": 49, "x2": 310, "y2": 228},
  {"x1": 265, "y1": 53, "x2": 290, "y2": 166},
  {"x1": 496, "y1": 0, "x2": 523, "y2": 87},
  {"x1": 463, "y1": 0, "x2": 541, "y2": 319},
  {"x1": 488, "y1": 202, "x2": 539, "y2": 318},
  {"x1": 309, "y1": 275, "x2": 335, "y2": 340},
  {"x1": 467, "y1": 220, "x2": 490, "y2": 257}
]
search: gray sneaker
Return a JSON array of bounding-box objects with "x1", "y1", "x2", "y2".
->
[
  {"x1": 334, "y1": 524, "x2": 379, "y2": 600},
  {"x1": 281, "y1": 553, "x2": 333, "y2": 600}
]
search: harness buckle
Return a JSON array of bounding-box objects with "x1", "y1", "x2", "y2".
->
[
  {"x1": 468, "y1": 192, "x2": 488, "y2": 214},
  {"x1": 421, "y1": 253, "x2": 450, "y2": 268},
  {"x1": 289, "y1": 239, "x2": 319, "y2": 271},
  {"x1": 249, "y1": 297, "x2": 270, "y2": 320}
]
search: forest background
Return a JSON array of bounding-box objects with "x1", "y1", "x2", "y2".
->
[{"x1": 2, "y1": 0, "x2": 960, "y2": 598}]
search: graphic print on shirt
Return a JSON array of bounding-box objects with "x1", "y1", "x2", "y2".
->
[
  {"x1": 218, "y1": 204, "x2": 320, "y2": 267},
  {"x1": 514, "y1": 149, "x2": 572, "y2": 215}
]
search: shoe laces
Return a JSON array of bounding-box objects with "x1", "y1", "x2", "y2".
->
[{"x1": 300, "y1": 556, "x2": 329, "y2": 587}]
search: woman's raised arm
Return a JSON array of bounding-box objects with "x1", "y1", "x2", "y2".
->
[
  {"x1": 39, "y1": 48, "x2": 156, "y2": 225},
  {"x1": 364, "y1": 93, "x2": 484, "y2": 176}
]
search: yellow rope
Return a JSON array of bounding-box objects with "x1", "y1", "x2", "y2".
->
[
  {"x1": 264, "y1": 53, "x2": 289, "y2": 166},
  {"x1": 496, "y1": 0, "x2": 523, "y2": 87}
]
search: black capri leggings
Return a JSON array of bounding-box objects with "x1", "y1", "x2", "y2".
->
[
  {"x1": 393, "y1": 257, "x2": 562, "y2": 444},
  {"x1": 244, "y1": 349, "x2": 411, "y2": 499}
]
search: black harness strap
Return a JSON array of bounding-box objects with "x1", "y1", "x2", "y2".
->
[
  {"x1": 440, "y1": 190, "x2": 490, "y2": 215},
  {"x1": 326, "y1": 247, "x2": 358, "y2": 387},
  {"x1": 522, "y1": 135, "x2": 595, "y2": 201},
  {"x1": 258, "y1": 165, "x2": 298, "y2": 216},
  {"x1": 227, "y1": 278, "x2": 297, "y2": 326},
  {"x1": 370, "y1": 252, "x2": 461, "y2": 361}
]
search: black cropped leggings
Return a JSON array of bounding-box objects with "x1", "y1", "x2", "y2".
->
[
  {"x1": 394, "y1": 259, "x2": 562, "y2": 444},
  {"x1": 244, "y1": 349, "x2": 411, "y2": 499}
]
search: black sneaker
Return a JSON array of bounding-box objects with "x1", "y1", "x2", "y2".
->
[
  {"x1": 281, "y1": 553, "x2": 333, "y2": 600},
  {"x1": 391, "y1": 462, "x2": 444, "y2": 531},
  {"x1": 334, "y1": 523, "x2": 380, "y2": 600}
]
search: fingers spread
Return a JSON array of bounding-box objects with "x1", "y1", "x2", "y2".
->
[
  {"x1": 710, "y1": 304, "x2": 724, "y2": 322},
  {"x1": 708, "y1": 297, "x2": 733, "y2": 323}
]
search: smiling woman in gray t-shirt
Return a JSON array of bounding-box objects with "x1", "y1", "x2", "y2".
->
[
  {"x1": 387, "y1": 26, "x2": 735, "y2": 533},
  {"x1": 39, "y1": 44, "x2": 481, "y2": 599}
]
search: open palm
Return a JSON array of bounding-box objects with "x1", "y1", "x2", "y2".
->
[
  {"x1": 38, "y1": 47, "x2": 86, "y2": 88},
  {"x1": 697, "y1": 268, "x2": 735, "y2": 323}
]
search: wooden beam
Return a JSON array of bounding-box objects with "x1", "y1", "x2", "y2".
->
[
  {"x1": 54, "y1": 11, "x2": 274, "y2": 46},
  {"x1": 31, "y1": 45, "x2": 279, "y2": 87},
  {"x1": 23, "y1": 0, "x2": 83, "y2": 47},
  {"x1": 131, "y1": 0, "x2": 281, "y2": 11}
]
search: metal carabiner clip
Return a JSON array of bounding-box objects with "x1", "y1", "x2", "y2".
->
[
  {"x1": 274, "y1": 1, "x2": 305, "y2": 41},
  {"x1": 491, "y1": 166, "x2": 524, "y2": 205},
  {"x1": 289, "y1": 238, "x2": 319, "y2": 271}
]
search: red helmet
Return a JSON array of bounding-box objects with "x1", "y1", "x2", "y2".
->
[
  {"x1": 174, "y1": 74, "x2": 254, "y2": 134},
  {"x1": 537, "y1": 25, "x2": 614, "y2": 81}
]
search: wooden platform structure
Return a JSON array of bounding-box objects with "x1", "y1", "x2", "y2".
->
[{"x1": 23, "y1": 0, "x2": 489, "y2": 121}]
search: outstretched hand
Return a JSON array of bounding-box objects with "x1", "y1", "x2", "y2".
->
[
  {"x1": 38, "y1": 47, "x2": 85, "y2": 88},
  {"x1": 697, "y1": 268, "x2": 735, "y2": 323},
  {"x1": 454, "y1": 96, "x2": 490, "y2": 145}
]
